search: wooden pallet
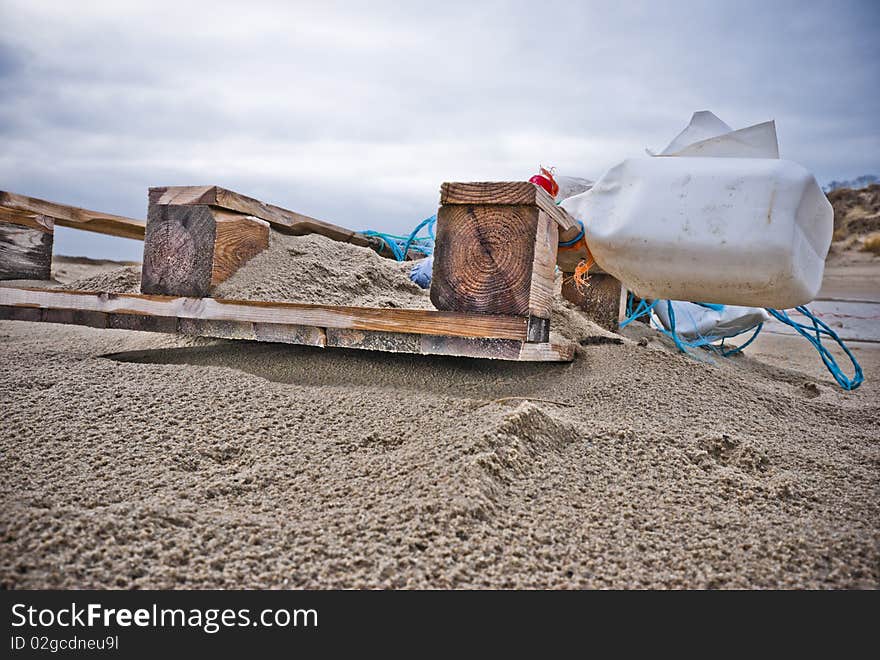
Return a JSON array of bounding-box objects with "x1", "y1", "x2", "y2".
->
[
  {"x1": 0, "y1": 287, "x2": 575, "y2": 361},
  {"x1": 0, "y1": 181, "x2": 624, "y2": 362}
]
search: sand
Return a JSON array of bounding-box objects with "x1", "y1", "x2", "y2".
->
[
  {"x1": 215, "y1": 233, "x2": 433, "y2": 309},
  {"x1": 1, "y1": 238, "x2": 878, "y2": 589},
  {"x1": 51, "y1": 256, "x2": 141, "y2": 287}
]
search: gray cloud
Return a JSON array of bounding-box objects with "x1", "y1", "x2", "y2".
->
[{"x1": 1, "y1": 0, "x2": 878, "y2": 260}]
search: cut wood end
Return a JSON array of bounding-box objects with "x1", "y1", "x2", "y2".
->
[{"x1": 439, "y1": 181, "x2": 576, "y2": 231}]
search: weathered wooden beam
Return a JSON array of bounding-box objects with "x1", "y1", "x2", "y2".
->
[
  {"x1": 0, "y1": 190, "x2": 145, "y2": 240},
  {"x1": 0, "y1": 287, "x2": 574, "y2": 361},
  {"x1": 177, "y1": 317, "x2": 327, "y2": 347},
  {"x1": 141, "y1": 205, "x2": 269, "y2": 297},
  {"x1": 149, "y1": 185, "x2": 378, "y2": 249},
  {"x1": 0, "y1": 209, "x2": 54, "y2": 281},
  {"x1": 440, "y1": 181, "x2": 576, "y2": 231},
  {"x1": 0, "y1": 287, "x2": 529, "y2": 340},
  {"x1": 327, "y1": 329, "x2": 574, "y2": 361},
  {"x1": 430, "y1": 185, "x2": 559, "y2": 339},
  {"x1": 561, "y1": 272, "x2": 623, "y2": 332}
]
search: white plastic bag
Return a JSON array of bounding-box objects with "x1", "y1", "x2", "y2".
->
[{"x1": 653, "y1": 301, "x2": 769, "y2": 344}]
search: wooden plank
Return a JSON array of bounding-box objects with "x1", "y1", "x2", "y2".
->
[
  {"x1": 253, "y1": 321, "x2": 326, "y2": 346},
  {"x1": 304, "y1": 328, "x2": 575, "y2": 361},
  {"x1": 0, "y1": 190, "x2": 145, "y2": 240},
  {"x1": 561, "y1": 272, "x2": 623, "y2": 332},
  {"x1": 326, "y1": 328, "x2": 422, "y2": 354},
  {"x1": 0, "y1": 213, "x2": 54, "y2": 280},
  {"x1": 178, "y1": 318, "x2": 327, "y2": 347},
  {"x1": 516, "y1": 340, "x2": 576, "y2": 362},
  {"x1": 0, "y1": 287, "x2": 529, "y2": 340},
  {"x1": 0, "y1": 207, "x2": 53, "y2": 231},
  {"x1": 529, "y1": 211, "x2": 559, "y2": 319},
  {"x1": 440, "y1": 182, "x2": 576, "y2": 231},
  {"x1": 420, "y1": 334, "x2": 522, "y2": 360},
  {"x1": 0, "y1": 303, "x2": 572, "y2": 362},
  {"x1": 108, "y1": 312, "x2": 177, "y2": 334},
  {"x1": 43, "y1": 308, "x2": 108, "y2": 329},
  {"x1": 0, "y1": 306, "x2": 41, "y2": 322},
  {"x1": 141, "y1": 205, "x2": 269, "y2": 297},
  {"x1": 430, "y1": 204, "x2": 556, "y2": 320},
  {"x1": 0, "y1": 288, "x2": 574, "y2": 361},
  {"x1": 149, "y1": 185, "x2": 378, "y2": 249}
]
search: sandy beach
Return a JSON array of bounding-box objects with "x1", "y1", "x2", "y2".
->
[{"x1": 1, "y1": 236, "x2": 877, "y2": 590}]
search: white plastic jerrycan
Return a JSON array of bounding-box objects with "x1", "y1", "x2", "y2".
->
[{"x1": 561, "y1": 156, "x2": 833, "y2": 309}]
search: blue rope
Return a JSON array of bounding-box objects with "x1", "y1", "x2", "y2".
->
[
  {"x1": 718, "y1": 323, "x2": 763, "y2": 356},
  {"x1": 362, "y1": 215, "x2": 436, "y2": 262},
  {"x1": 619, "y1": 292, "x2": 864, "y2": 390},
  {"x1": 620, "y1": 293, "x2": 657, "y2": 328},
  {"x1": 765, "y1": 306, "x2": 864, "y2": 390},
  {"x1": 362, "y1": 231, "x2": 406, "y2": 260},
  {"x1": 401, "y1": 214, "x2": 436, "y2": 258}
]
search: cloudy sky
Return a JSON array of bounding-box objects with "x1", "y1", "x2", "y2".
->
[{"x1": 1, "y1": 0, "x2": 878, "y2": 260}]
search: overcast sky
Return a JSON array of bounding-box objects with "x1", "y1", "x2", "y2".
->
[{"x1": 1, "y1": 0, "x2": 878, "y2": 260}]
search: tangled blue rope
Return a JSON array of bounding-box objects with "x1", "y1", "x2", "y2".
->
[
  {"x1": 765, "y1": 307, "x2": 864, "y2": 390},
  {"x1": 362, "y1": 215, "x2": 436, "y2": 261},
  {"x1": 620, "y1": 293, "x2": 863, "y2": 390}
]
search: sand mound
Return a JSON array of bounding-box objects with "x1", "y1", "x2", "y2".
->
[
  {"x1": 66, "y1": 265, "x2": 142, "y2": 293},
  {"x1": 215, "y1": 233, "x2": 433, "y2": 309}
]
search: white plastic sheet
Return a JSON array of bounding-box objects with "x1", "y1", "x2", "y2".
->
[
  {"x1": 653, "y1": 111, "x2": 779, "y2": 158},
  {"x1": 653, "y1": 301, "x2": 769, "y2": 343}
]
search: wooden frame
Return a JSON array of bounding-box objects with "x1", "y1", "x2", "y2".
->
[
  {"x1": 0, "y1": 287, "x2": 575, "y2": 361},
  {"x1": 0, "y1": 180, "x2": 628, "y2": 362}
]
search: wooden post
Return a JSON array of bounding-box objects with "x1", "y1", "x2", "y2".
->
[
  {"x1": 430, "y1": 183, "x2": 562, "y2": 341},
  {"x1": 141, "y1": 204, "x2": 269, "y2": 297},
  {"x1": 561, "y1": 272, "x2": 623, "y2": 332},
  {"x1": 0, "y1": 208, "x2": 54, "y2": 281}
]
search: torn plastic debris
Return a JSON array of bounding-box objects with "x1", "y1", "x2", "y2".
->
[
  {"x1": 652, "y1": 110, "x2": 780, "y2": 158},
  {"x1": 410, "y1": 255, "x2": 433, "y2": 289},
  {"x1": 653, "y1": 301, "x2": 769, "y2": 344}
]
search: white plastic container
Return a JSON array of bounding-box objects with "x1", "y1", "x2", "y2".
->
[{"x1": 561, "y1": 157, "x2": 833, "y2": 309}]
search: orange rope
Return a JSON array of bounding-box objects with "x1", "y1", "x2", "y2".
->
[{"x1": 572, "y1": 254, "x2": 595, "y2": 292}]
